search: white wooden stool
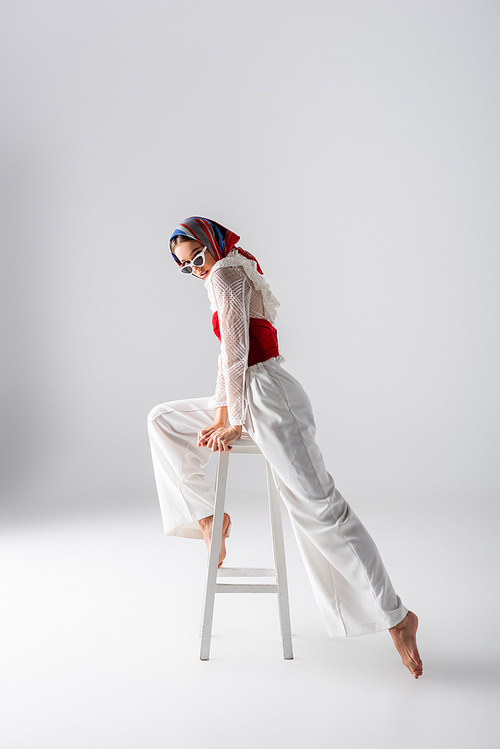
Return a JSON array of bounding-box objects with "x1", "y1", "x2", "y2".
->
[{"x1": 200, "y1": 438, "x2": 293, "y2": 661}]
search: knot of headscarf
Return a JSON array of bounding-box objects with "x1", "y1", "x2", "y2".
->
[{"x1": 169, "y1": 216, "x2": 264, "y2": 275}]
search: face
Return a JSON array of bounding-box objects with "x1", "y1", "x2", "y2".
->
[{"x1": 175, "y1": 239, "x2": 216, "y2": 280}]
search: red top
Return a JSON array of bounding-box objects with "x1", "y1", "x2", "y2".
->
[{"x1": 212, "y1": 312, "x2": 280, "y2": 367}]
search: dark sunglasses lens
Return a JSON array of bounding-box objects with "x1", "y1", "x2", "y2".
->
[
  {"x1": 181, "y1": 265, "x2": 192, "y2": 274},
  {"x1": 193, "y1": 253, "x2": 204, "y2": 266}
]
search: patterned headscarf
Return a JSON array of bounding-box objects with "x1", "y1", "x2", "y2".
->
[{"x1": 169, "y1": 216, "x2": 264, "y2": 274}]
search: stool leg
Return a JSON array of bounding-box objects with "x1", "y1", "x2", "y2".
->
[
  {"x1": 266, "y1": 461, "x2": 294, "y2": 660},
  {"x1": 200, "y1": 451, "x2": 230, "y2": 661}
]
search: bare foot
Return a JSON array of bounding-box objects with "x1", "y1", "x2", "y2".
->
[
  {"x1": 198, "y1": 513, "x2": 231, "y2": 569},
  {"x1": 389, "y1": 611, "x2": 423, "y2": 679}
]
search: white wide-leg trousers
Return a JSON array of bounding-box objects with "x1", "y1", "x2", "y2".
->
[{"x1": 147, "y1": 357, "x2": 408, "y2": 637}]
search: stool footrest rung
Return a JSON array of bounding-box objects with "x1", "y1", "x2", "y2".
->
[
  {"x1": 216, "y1": 583, "x2": 279, "y2": 593},
  {"x1": 217, "y1": 567, "x2": 276, "y2": 577}
]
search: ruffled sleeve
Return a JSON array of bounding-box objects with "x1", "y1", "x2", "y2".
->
[{"x1": 210, "y1": 265, "x2": 251, "y2": 426}]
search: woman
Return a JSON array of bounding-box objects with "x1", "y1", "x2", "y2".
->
[{"x1": 147, "y1": 216, "x2": 423, "y2": 678}]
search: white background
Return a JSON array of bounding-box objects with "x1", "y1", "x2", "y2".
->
[{"x1": 1, "y1": 2, "x2": 499, "y2": 747}]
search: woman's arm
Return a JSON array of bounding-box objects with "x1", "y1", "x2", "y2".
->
[
  {"x1": 215, "y1": 405, "x2": 228, "y2": 426},
  {"x1": 211, "y1": 265, "x2": 251, "y2": 427},
  {"x1": 197, "y1": 266, "x2": 249, "y2": 451},
  {"x1": 210, "y1": 352, "x2": 227, "y2": 411}
]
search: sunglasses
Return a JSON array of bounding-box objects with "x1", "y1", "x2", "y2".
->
[{"x1": 179, "y1": 246, "x2": 209, "y2": 275}]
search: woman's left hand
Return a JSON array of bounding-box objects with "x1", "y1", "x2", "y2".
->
[{"x1": 200, "y1": 424, "x2": 242, "y2": 452}]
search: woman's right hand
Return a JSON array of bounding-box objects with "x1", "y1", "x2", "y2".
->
[{"x1": 197, "y1": 422, "x2": 226, "y2": 447}]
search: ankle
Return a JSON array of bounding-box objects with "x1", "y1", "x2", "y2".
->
[{"x1": 389, "y1": 614, "x2": 409, "y2": 632}]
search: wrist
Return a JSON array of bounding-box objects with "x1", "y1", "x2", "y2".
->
[{"x1": 215, "y1": 406, "x2": 228, "y2": 427}]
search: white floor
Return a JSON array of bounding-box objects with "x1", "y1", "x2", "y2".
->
[{"x1": 1, "y1": 478, "x2": 499, "y2": 749}]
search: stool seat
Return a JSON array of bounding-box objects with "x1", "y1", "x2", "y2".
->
[{"x1": 200, "y1": 438, "x2": 293, "y2": 660}]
